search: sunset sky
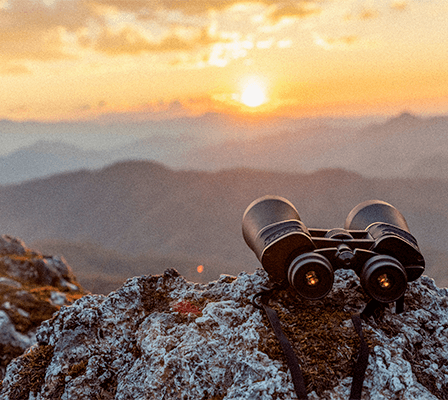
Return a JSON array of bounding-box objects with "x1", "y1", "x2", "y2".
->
[{"x1": 1, "y1": 0, "x2": 447, "y2": 122}]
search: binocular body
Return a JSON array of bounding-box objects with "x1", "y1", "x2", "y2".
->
[{"x1": 242, "y1": 196, "x2": 425, "y2": 303}]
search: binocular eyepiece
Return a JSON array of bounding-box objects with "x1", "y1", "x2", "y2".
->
[{"x1": 242, "y1": 196, "x2": 425, "y2": 303}]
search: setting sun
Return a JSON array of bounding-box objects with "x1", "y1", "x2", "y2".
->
[
  {"x1": 240, "y1": 81, "x2": 267, "y2": 108},
  {"x1": 0, "y1": 0, "x2": 447, "y2": 121}
]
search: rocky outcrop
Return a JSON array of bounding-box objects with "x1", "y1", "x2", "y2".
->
[
  {"x1": 0, "y1": 235, "x2": 85, "y2": 381},
  {"x1": 1, "y1": 260, "x2": 447, "y2": 400}
]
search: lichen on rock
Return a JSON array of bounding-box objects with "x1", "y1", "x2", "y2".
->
[
  {"x1": 1, "y1": 261, "x2": 447, "y2": 400},
  {"x1": 0, "y1": 235, "x2": 85, "y2": 382}
]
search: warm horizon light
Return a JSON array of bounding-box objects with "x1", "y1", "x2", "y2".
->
[
  {"x1": 0, "y1": 0, "x2": 447, "y2": 121},
  {"x1": 240, "y1": 81, "x2": 268, "y2": 108}
]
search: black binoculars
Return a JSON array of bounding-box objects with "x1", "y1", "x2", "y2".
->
[{"x1": 242, "y1": 196, "x2": 425, "y2": 303}]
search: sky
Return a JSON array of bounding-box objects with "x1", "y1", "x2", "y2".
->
[{"x1": 1, "y1": 0, "x2": 447, "y2": 122}]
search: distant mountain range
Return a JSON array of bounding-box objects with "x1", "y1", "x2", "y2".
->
[
  {"x1": 183, "y1": 112, "x2": 448, "y2": 178},
  {"x1": 1, "y1": 112, "x2": 447, "y2": 185},
  {"x1": 0, "y1": 160, "x2": 446, "y2": 293}
]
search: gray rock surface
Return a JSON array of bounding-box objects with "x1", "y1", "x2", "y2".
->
[
  {"x1": 1, "y1": 265, "x2": 447, "y2": 400},
  {"x1": 0, "y1": 236, "x2": 27, "y2": 256},
  {"x1": 0, "y1": 235, "x2": 85, "y2": 381}
]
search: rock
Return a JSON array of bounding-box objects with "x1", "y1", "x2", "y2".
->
[
  {"x1": 0, "y1": 235, "x2": 85, "y2": 381},
  {"x1": 0, "y1": 236, "x2": 27, "y2": 256},
  {"x1": 0, "y1": 310, "x2": 34, "y2": 350},
  {"x1": 0, "y1": 278, "x2": 22, "y2": 289},
  {"x1": 1, "y1": 266, "x2": 447, "y2": 400}
]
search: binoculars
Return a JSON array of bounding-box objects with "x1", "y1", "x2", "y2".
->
[{"x1": 242, "y1": 196, "x2": 425, "y2": 303}]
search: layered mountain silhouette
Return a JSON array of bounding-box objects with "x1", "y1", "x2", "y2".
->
[
  {"x1": 184, "y1": 112, "x2": 448, "y2": 178},
  {"x1": 1, "y1": 112, "x2": 448, "y2": 185},
  {"x1": 0, "y1": 160, "x2": 446, "y2": 293}
]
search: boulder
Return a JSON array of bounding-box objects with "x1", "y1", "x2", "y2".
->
[
  {"x1": 1, "y1": 265, "x2": 447, "y2": 399},
  {"x1": 0, "y1": 235, "x2": 85, "y2": 382}
]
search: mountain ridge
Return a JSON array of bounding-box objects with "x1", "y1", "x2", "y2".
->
[
  {"x1": 1, "y1": 160, "x2": 447, "y2": 293},
  {"x1": 2, "y1": 112, "x2": 447, "y2": 185}
]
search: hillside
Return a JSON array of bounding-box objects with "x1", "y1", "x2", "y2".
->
[
  {"x1": 0, "y1": 161, "x2": 447, "y2": 293},
  {"x1": 1, "y1": 113, "x2": 448, "y2": 185},
  {"x1": 184, "y1": 113, "x2": 448, "y2": 179},
  {"x1": 31, "y1": 239, "x2": 227, "y2": 294}
]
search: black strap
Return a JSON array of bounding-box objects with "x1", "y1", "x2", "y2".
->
[
  {"x1": 361, "y1": 299, "x2": 382, "y2": 319},
  {"x1": 362, "y1": 296, "x2": 406, "y2": 319},
  {"x1": 252, "y1": 288, "x2": 308, "y2": 399},
  {"x1": 253, "y1": 291, "x2": 369, "y2": 400},
  {"x1": 395, "y1": 295, "x2": 405, "y2": 314},
  {"x1": 262, "y1": 302, "x2": 308, "y2": 399},
  {"x1": 349, "y1": 314, "x2": 370, "y2": 400}
]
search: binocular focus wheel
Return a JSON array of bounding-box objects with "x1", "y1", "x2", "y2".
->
[
  {"x1": 287, "y1": 253, "x2": 334, "y2": 300},
  {"x1": 360, "y1": 255, "x2": 407, "y2": 303}
]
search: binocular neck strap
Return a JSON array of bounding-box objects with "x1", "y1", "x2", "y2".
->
[
  {"x1": 254, "y1": 291, "x2": 370, "y2": 400},
  {"x1": 262, "y1": 301, "x2": 308, "y2": 400},
  {"x1": 350, "y1": 313, "x2": 370, "y2": 400},
  {"x1": 361, "y1": 295, "x2": 405, "y2": 319}
]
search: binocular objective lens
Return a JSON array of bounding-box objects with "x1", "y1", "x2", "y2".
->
[
  {"x1": 378, "y1": 273, "x2": 392, "y2": 289},
  {"x1": 287, "y1": 253, "x2": 334, "y2": 300},
  {"x1": 360, "y1": 255, "x2": 407, "y2": 303},
  {"x1": 305, "y1": 271, "x2": 319, "y2": 286}
]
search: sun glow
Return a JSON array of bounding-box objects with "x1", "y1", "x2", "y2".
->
[{"x1": 240, "y1": 80, "x2": 267, "y2": 108}]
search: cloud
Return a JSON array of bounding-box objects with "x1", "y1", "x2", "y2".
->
[
  {"x1": 74, "y1": 0, "x2": 235, "y2": 17},
  {"x1": 0, "y1": 0, "x2": 325, "y2": 65},
  {"x1": 93, "y1": 26, "x2": 161, "y2": 55},
  {"x1": 391, "y1": 1, "x2": 407, "y2": 11},
  {"x1": 345, "y1": 8, "x2": 380, "y2": 21},
  {"x1": 8, "y1": 105, "x2": 31, "y2": 116},
  {"x1": 0, "y1": 0, "x2": 230, "y2": 62},
  {"x1": 359, "y1": 8, "x2": 379, "y2": 20},
  {"x1": 0, "y1": 63, "x2": 31, "y2": 75},
  {"x1": 266, "y1": 2, "x2": 322, "y2": 23},
  {"x1": 0, "y1": 27, "x2": 76, "y2": 61},
  {"x1": 89, "y1": 0, "x2": 326, "y2": 17},
  {"x1": 0, "y1": 0, "x2": 91, "y2": 32},
  {"x1": 91, "y1": 26, "x2": 219, "y2": 55},
  {"x1": 79, "y1": 104, "x2": 92, "y2": 111},
  {"x1": 314, "y1": 34, "x2": 358, "y2": 49},
  {"x1": 88, "y1": 0, "x2": 153, "y2": 13},
  {"x1": 96, "y1": 98, "x2": 194, "y2": 122},
  {"x1": 0, "y1": 0, "x2": 91, "y2": 62},
  {"x1": 74, "y1": 100, "x2": 109, "y2": 114}
]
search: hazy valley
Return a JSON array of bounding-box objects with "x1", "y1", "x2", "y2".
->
[
  {"x1": 0, "y1": 159, "x2": 447, "y2": 294},
  {"x1": 2, "y1": 112, "x2": 448, "y2": 186}
]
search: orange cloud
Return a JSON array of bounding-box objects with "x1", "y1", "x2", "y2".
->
[
  {"x1": 359, "y1": 8, "x2": 379, "y2": 20},
  {"x1": 0, "y1": 0, "x2": 91, "y2": 32},
  {"x1": 0, "y1": 0, "x2": 91, "y2": 64},
  {"x1": 93, "y1": 98, "x2": 195, "y2": 122},
  {"x1": 0, "y1": 28, "x2": 75, "y2": 61},
  {"x1": 267, "y1": 2, "x2": 322, "y2": 23},
  {"x1": 77, "y1": 0, "x2": 237, "y2": 16},
  {"x1": 345, "y1": 7, "x2": 380, "y2": 21},
  {"x1": 314, "y1": 34, "x2": 358, "y2": 49},
  {"x1": 0, "y1": 63, "x2": 31, "y2": 75},
  {"x1": 91, "y1": 0, "x2": 326, "y2": 17},
  {"x1": 91, "y1": 26, "x2": 219, "y2": 55},
  {"x1": 391, "y1": 1, "x2": 407, "y2": 11},
  {"x1": 0, "y1": 0, "x2": 326, "y2": 68},
  {"x1": 88, "y1": 0, "x2": 151, "y2": 13}
]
